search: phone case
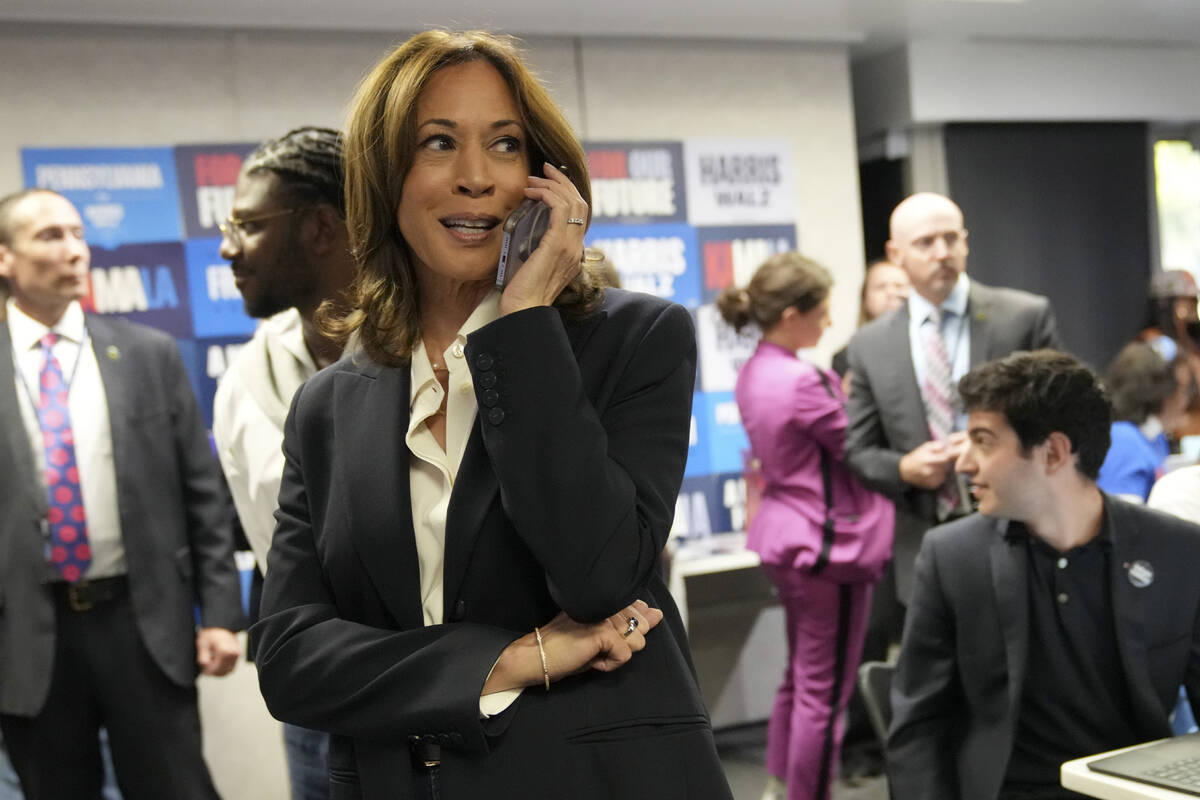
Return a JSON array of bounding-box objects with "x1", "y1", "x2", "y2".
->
[{"x1": 496, "y1": 198, "x2": 552, "y2": 289}]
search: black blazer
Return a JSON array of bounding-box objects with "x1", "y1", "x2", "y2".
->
[
  {"x1": 887, "y1": 496, "x2": 1200, "y2": 800},
  {"x1": 845, "y1": 280, "x2": 1061, "y2": 601},
  {"x1": 251, "y1": 290, "x2": 731, "y2": 800},
  {"x1": 0, "y1": 314, "x2": 244, "y2": 716}
]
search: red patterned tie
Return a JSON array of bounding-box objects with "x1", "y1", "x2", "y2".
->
[
  {"x1": 37, "y1": 333, "x2": 92, "y2": 582},
  {"x1": 920, "y1": 312, "x2": 962, "y2": 520}
]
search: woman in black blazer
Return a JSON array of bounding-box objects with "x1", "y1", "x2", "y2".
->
[{"x1": 249, "y1": 29, "x2": 732, "y2": 800}]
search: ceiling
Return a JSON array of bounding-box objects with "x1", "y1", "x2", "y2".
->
[{"x1": 2, "y1": 0, "x2": 1199, "y2": 57}]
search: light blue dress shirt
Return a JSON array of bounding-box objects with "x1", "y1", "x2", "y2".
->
[{"x1": 908, "y1": 272, "x2": 971, "y2": 432}]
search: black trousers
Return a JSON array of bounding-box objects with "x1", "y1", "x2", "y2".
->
[{"x1": 0, "y1": 588, "x2": 220, "y2": 800}]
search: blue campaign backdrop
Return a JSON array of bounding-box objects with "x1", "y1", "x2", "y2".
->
[
  {"x1": 185, "y1": 238, "x2": 258, "y2": 339},
  {"x1": 584, "y1": 222, "x2": 702, "y2": 309},
  {"x1": 22, "y1": 147, "x2": 183, "y2": 249},
  {"x1": 177, "y1": 336, "x2": 250, "y2": 430},
  {"x1": 586, "y1": 141, "x2": 687, "y2": 225},
  {"x1": 697, "y1": 224, "x2": 797, "y2": 304},
  {"x1": 23, "y1": 140, "x2": 798, "y2": 539},
  {"x1": 174, "y1": 143, "x2": 258, "y2": 239},
  {"x1": 86, "y1": 242, "x2": 193, "y2": 338}
]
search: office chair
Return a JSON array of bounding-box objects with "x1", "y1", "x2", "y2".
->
[{"x1": 857, "y1": 660, "x2": 894, "y2": 747}]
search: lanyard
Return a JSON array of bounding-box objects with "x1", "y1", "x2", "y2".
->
[{"x1": 940, "y1": 309, "x2": 968, "y2": 379}]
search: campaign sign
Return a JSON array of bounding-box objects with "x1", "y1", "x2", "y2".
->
[
  {"x1": 175, "y1": 143, "x2": 258, "y2": 239},
  {"x1": 684, "y1": 396, "x2": 711, "y2": 479},
  {"x1": 185, "y1": 238, "x2": 257, "y2": 338},
  {"x1": 585, "y1": 223, "x2": 701, "y2": 308},
  {"x1": 694, "y1": 302, "x2": 759, "y2": 394},
  {"x1": 674, "y1": 470, "x2": 749, "y2": 538},
  {"x1": 22, "y1": 147, "x2": 183, "y2": 248},
  {"x1": 697, "y1": 224, "x2": 798, "y2": 304},
  {"x1": 84, "y1": 242, "x2": 193, "y2": 338},
  {"x1": 584, "y1": 141, "x2": 687, "y2": 224},
  {"x1": 694, "y1": 390, "x2": 749, "y2": 476},
  {"x1": 177, "y1": 335, "x2": 251, "y2": 429},
  {"x1": 683, "y1": 139, "x2": 795, "y2": 226}
]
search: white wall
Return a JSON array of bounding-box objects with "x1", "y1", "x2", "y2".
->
[
  {"x1": 0, "y1": 23, "x2": 866, "y2": 360},
  {"x1": 854, "y1": 38, "x2": 1200, "y2": 140}
]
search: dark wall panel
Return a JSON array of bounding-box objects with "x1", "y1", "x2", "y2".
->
[
  {"x1": 944, "y1": 122, "x2": 1150, "y2": 370},
  {"x1": 860, "y1": 157, "x2": 906, "y2": 264}
]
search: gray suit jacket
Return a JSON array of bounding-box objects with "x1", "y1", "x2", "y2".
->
[
  {"x1": 845, "y1": 280, "x2": 1061, "y2": 601},
  {"x1": 0, "y1": 314, "x2": 244, "y2": 716},
  {"x1": 887, "y1": 497, "x2": 1200, "y2": 800}
]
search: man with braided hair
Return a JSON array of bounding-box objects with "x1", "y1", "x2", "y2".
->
[{"x1": 213, "y1": 126, "x2": 355, "y2": 800}]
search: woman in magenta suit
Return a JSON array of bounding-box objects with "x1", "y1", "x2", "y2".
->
[{"x1": 718, "y1": 253, "x2": 892, "y2": 800}]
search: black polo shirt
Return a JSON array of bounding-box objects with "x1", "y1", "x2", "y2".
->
[{"x1": 1000, "y1": 514, "x2": 1142, "y2": 799}]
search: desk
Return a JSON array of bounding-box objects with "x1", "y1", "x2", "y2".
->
[
  {"x1": 1062, "y1": 741, "x2": 1193, "y2": 799},
  {"x1": 669, "y1": 533, "x2": 785, "y2": 728}
]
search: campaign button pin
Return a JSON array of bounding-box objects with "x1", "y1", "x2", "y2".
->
[
  {"x1": 106, "y1": 345, "x2": 120, "y2": 361},
  {"x1": 1127, "y1": 560, "x2": 1154, "y2": 589}
]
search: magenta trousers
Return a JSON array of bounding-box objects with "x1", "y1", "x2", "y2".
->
[{"x1": 760, "y1": 565, "x2": 872, "y2": 800}]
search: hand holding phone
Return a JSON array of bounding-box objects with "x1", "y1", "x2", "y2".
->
[{"x1": 496, "y1": 198, "x2": 552, "y2": 289}]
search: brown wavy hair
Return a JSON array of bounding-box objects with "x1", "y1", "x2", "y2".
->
[
  {"x1": 715, "y1": 251, "x2": 832, "y2": 334},
  {"x1": 322, "y1": 29, "x2": 600, "y2": 366}
]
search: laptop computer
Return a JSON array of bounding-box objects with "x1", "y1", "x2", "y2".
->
[{"x1": 1088, "y1": 733, "x2": 1200, "y2": 796}]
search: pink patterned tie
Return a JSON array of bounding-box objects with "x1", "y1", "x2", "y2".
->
[
  {"x1": 920, "y1": 312, "x2": 962, "y2": 520},
  {"x1": 37, "y1": 333, "x2": 92, "y2": 582}
]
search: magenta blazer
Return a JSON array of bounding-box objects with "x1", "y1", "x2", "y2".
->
[{"x1": 736, "y1": 340, "x2": 894, "y2": 577}]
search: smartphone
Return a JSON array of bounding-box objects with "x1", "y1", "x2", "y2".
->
[{"x1": 496, "y1": 198, "x2": 551, "y2": 289}]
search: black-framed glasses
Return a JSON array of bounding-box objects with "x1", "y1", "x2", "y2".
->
[{"x1": 217, "y1": 207, "x2": 310, "y2": 248}]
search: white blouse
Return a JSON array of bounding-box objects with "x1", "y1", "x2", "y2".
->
[{"x1": 406, "y1": 290, "x2": 519, "y2": 715}]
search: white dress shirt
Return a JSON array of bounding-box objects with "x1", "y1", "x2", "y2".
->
[
  {"x1": 8, "y1": 298, "x2": 126, "y2": 579},
  {"x1": 406, "y1": 290, "x2": 519, "y2": 715},
  {"x1": 213, "y1": 308, "x2": 317, "y2": 571}
]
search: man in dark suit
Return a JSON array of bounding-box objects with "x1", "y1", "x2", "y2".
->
[
  {"x1": 0, "y1": 188, "x2": 245, "y2": 799},
  {"x1": 847, "y1": 192, "x2": 1063, "y2": 605},
  {"x1": 840, "y1": 192, "x2": 1062, "y2": 780},
  {"x1": 888, "y1": 350, "x2": 1200, "y2": 800}
]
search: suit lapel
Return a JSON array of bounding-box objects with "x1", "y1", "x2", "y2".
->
[
  {"x1": 441, "y1": 307, "x2": 606, "y2": 618},
  {"x1": 886, "y1": 307, "x2": 928, "y2": 439},
  {"x1": 968, "y1": 284, "x2": 991, "y2": 366},
  {"x1": 990, "y1": 522, "x2": 1030, "y2": 713},
  {"x1": 85, "y1": 317, "x2": 130, "y2": 489},
  {"x1": 0, "y1": 323, "x2": 45, "y2": 519},
  {"x1": 336, "y1": 363, "x2": 424, "y2": 630},
  {"x1": 442, "y1": 422, "x2": 497, "y2": 618},
  {"x1": 1106, "y1": 498, "x2": 1164, "y2": 734}
]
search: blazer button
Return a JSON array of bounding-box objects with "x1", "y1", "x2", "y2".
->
[
  {"x1": 481, "y1": 389, "x2": 500, "y2": 407},
  {"x1": 488, "y1": 407, "x2": 506, "y2": 425},
  {"x1": 475, "y1": 353, "x2": 494, "y2": 371},
  {"x1": 452, "y1": 599, "x2": 466, "y2": 621},
  {"x1": 478, "y1": 372, "x2": 497, "y2": 389}
]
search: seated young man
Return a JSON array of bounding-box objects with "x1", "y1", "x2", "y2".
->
[{"x1": 887, "y1": 349, "x2": 1200, "y2": 800}]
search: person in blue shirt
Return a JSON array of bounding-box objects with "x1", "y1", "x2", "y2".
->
[{"x1": 1097, "y1": 341, "x2": 1181, "y2": 502}]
